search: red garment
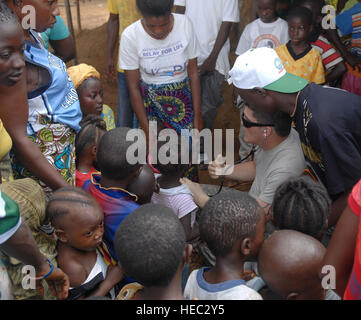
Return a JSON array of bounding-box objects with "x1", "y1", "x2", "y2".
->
[
  {"x1": 344, "y1": 179, "x2": 361, "y2": 300},
  {"x1": 75, "y1": 167, "x2": 99, "y2": 188},
  {"x1": 311, "y1": 35, "x2": 343, "y2": 71}
]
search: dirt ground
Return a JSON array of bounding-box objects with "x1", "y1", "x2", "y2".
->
[{"x1": 58, "y1": 0, "x2": 250, "y2": 189}]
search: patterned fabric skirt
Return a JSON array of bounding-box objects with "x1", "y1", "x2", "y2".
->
[
  {"x1": 12, "y1": 121, "x2": 76, "y2": 198},
  {"x1": 140, "y1": 78, "x2": 198, "y2": 182},
  {"x1": 140, "y1": 78, "x2": 194, "y2": 133}
]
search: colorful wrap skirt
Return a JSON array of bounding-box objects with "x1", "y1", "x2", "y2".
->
[
  {"x1": 140, "y1": 78, "x2": 194, "y2": 133},
  {"x1": 12, "y1": 119, "x2": 76, "y2": 198},
  {"x1": 140, "y1": 78, "x2": 198, "y2": 182}
]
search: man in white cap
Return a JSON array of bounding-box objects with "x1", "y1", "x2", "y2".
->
[{"x1": 229, "y1": 47, "x2": 361, "y2": 227}]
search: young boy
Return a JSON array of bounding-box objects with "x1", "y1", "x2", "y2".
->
[
  {"x1": 276, "y1": 6, "x2": 325, "y2": 84},
  {"x1": 114, "y1": 203, "x2": 192, "y2": 300},
  {"x1": 258, "y1": 230, "x2": 340, "y2": 300},
  {"x1": 82, "y1": 127, "x2": 143, "y2": 262},
  {"x1": 75, "y1": 115, "x2": 106, "y2": 188},
  {"x1": 183, "y1": 192, "x2": 265, "y2": 300},
  {"x1": 236, "y1": 0, "x2": 289, "y2": 56},
  {"x1": 48, "y1": 187, "x2": 124, "y2": 299},
  {"x1": 299, "y1": 0, "x2": 346, "y2": 84}
]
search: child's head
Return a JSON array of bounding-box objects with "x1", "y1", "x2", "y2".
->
[
  {"x1": 271, "y1": 176, "x2": 330, "y2": 240},
  {"x1": 67, "y1": 64, "x2": 104, "y2": 117},
  {"x1": 287, "y1": 6, "x2": 313, "y2": 45},
  {"x1": 136, "y1": 0, "x2": 174, "y2": 17},
  {"x1": 75, "y1": 115, "x2": 107, "y2": 169},
  {"x1": 96, "y1": 127, "x2": 145, "y2": 182},
  {"x1": 114, "y1": 203, "x2": 191, "y2": 288},
  {"x1": 154, "y1": 135, "x2": 191, "y2": 179},
  {"x1": 200, "y1": 191, "x2": 265, "y2": 261},
  {"x1": 47, "y1": 187, "x2": 104, "y2": 251},
  {"x1": 258, "y1": 230, "x2": 326, "y2": 300},
  {"x1": 298, "y1": 0, "x2": 325, "y2": 25},
  {"x1": 257, "y1": 0, "x2": 277, "y2": 23},
  {"x1": 128, "y1": 164, "x2": 158, "y2": 204}
]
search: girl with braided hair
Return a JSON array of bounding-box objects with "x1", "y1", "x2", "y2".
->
[{"x1": 271, "y1": 175, "x2": 331, "y2": 241}]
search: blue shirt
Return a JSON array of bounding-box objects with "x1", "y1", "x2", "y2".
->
[{"x1": 25, "y1": 30, "x2": 82, "y2": 134}]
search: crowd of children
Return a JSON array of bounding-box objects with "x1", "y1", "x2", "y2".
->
[{"x1": 1, "y1": 0, "x2": 361, "y2": 301}]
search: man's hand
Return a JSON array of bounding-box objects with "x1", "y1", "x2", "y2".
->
[
  {"x1": 208, "y1": 154, "x2": 234, "y2": 179},
  {"x1": 36, "y1": 266, "x2": 70, "y2": 300}
]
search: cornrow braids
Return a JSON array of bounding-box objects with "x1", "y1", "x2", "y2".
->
[
  {"x1": 47, "y1": 186, "x2": 97, "y2": 228},
  {"x1": 272, "y1": 176, "x2": 331, "y2": 240},
  {"x1": 75, "y1": 114, "x2": 106, "y2": 162}
]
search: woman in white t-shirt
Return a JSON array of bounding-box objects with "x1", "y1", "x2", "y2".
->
[{"x1": 119, "y1": 0, "x2": 202, "y2": 154}]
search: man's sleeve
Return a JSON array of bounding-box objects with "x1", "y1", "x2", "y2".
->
[
  {"x1": 222, "y1": 0, "x2": 240, "y2": 22},
  {"x1": 118, "y1": 29, "x2": 139, "y2": 70},
  {"x1": 174, "y1": 0, "x2": 186, "y2": 6},
  {"x1": 320, "y1": 131, "x2": 361, "y2": 196},
  {"x1": 107, "y1": 0, "x2": 119, "y2": 14},
  {"x1": 0, "y1": 191, "x2": 21, "y2": 245}
]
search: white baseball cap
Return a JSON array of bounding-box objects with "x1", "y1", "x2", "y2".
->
[{"x1": 228, "y1": 47, "x2": 308, "y2": 93}]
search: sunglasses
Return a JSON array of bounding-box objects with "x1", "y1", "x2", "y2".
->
[{"x1": 241, "y1": 112, "x2": 275, "y2": 128}]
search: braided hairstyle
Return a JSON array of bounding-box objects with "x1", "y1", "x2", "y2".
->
[
  {"x1": 271, "y1": 176, "x2": 330, "y2": 240},
  {"x1": 47, "y1": 186, "x2": 100, "y2": 229},
  {"x1": 75, "y1": 114, "x2": 106, "y2": 165}
]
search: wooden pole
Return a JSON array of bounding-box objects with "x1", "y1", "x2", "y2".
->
[
  {"x1": 64, "y1": 0, "x2": 78, "y2": 64},
  {"x1": 76, "y1": 0, "x2": 82, "y2": 32}
]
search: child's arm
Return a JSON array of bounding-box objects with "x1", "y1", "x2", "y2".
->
[
  {"x1": 180, "y1": 210, "x2": 200, "y2": 242},
  {"x1": 89, "y1": 265, "x2": 124, "y2": 297},
  {"x1": 325, "y1": 60, "x2": 347, "y2": 84},
  {"x1": 320, "y1": 205, "x2": 359, "y2": 297}
]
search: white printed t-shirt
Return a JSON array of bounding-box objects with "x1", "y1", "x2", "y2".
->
[
  {"x1": 236, "y1": 18, "x2": 289, "y2": 56},
  {"x1": 184, "y1": 267, "x2": 263, "y2": 300},
  {"x1": 151, "y1": 182, "x2": 197, "y2": 227},
  {"x1": 118, "y1": 13, "x2": 200, "y2": 85},
  {"x1": 174, "y1": 0, "x2": 240, "y2": 76}
]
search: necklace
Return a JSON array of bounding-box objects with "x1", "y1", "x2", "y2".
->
[{"x1": 290, "y1": 91, "x2": 301, "y2": 118}]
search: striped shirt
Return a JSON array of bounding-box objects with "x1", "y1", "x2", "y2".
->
[
  {"x1": 151, "y1": 182, "x2": 197, "y2": 227},
  {"x1": 311, "y1": 35, "x2": 343, "y2": 71},
  {"x1": 336, "y1": 2, "x2": 361, "y2": 57}
]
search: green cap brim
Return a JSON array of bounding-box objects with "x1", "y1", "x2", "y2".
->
[{"x1": 264, "y1": 72, "x2": 308, "y2": 93}]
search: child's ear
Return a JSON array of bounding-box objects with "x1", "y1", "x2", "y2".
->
[
  {"x1": 241, "y1": 237, "x2": 252, "y2": 256},
  {"x1": 55, "y1": 229, "x2": 68, "y2": 243}
]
